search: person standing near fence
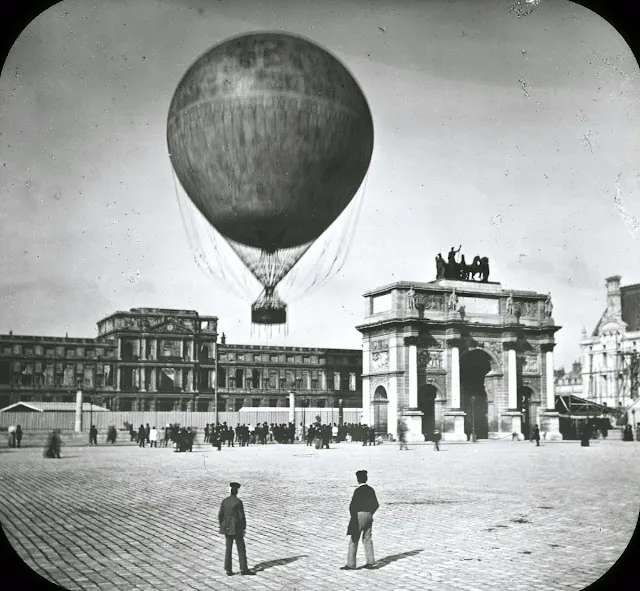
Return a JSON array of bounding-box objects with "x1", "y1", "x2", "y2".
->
[
  {"x1": 149, "y1": 426, "x2": 158, "y2": 448},
  {"x1": 15, "y1": 425, "x2": 23, "y2": 448},
  {"x1": 218, "y1": 482, "x2": 256, "y2": 576},
  {"x1": 89, "y1": 425, "x2": 98, "y2": 446},
  {"x1": 138, "y1": 424, "x2": 146, "y2": 448},
  {"x1": 7, "y1": 424, "x2": 16, "y2": 448}
]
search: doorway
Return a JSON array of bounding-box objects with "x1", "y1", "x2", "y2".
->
[
  {"x1": 460, "y1": 349, "x2": 491, "y2": 439},
  {"x1": 418, "y1": 384, "x2": 437, "y2": 440},
  {"x1": 518, "y1": 386, "x2": 534, "y2": 440},
  {"x1": 372, "y1": 386, "x2": 388, "y2": 434}
]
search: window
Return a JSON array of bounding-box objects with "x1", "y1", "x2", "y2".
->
[
  {"x1": 24, "y1": 347, "x2": 34, "y2": 356},
  {"x1": 311, "y1": 356, "x2": 318, "y2": 364},
  {"x1": 279, "y1": 370, "x2": 286, "y2": 389},
  {"x1": 252, "y1": 369, "x2": 260, "y2": 388},
  {"x1": 303, "y1": 356, "x2": 311, "y2": 364},
  {"x1": 286, "y1": 356, "x2": 294, "y2": 363},
  {"x1": 218, "y1": 367, "x2": 227, "y2": 387},
  {"x1": 13, "y1": 344, "x2": 21, "y2": 355},
  {"x1": 317, "y1": 399, "x2": 326, "y2": 408},
  {"x1": 269, "y1": 398, "x2": 278, "y2": 407},
  {"x1": 226, "y1": 399, "x2": 235, "y2": 412},
  {"x1": 237, "y1": 353, "x2": 244, "y2": 361},
  {"x1": 219, "y1": 352, "x2": 227, "y2": 362},
  {"x1": 270, "y1": 355, "x2": 278, "y2": 363},
  {"x1": 269, "y1": 371, "x2": 278, "y2": 388},
  {"x1": 295, "y1": 355, "x2": 302, "y2": 364},
  {"x1": 254, "y1": 354, "x2": 262, "y2": 362},
  {"x1": 349, "y1": 372, "x2": 356, "y2": 391},
  {"x1": 235, "y1": 399, "x2": 244, "y2": 412},
  {"x1": 0, "y1": 361, "x2": 10, "y2": 385},
  {"x1": 235, "y1": 369, "x2": 244, "y2": 388},
  {"x1": 251, "y1": 398, "x2": 261, "y2": 408},
  {"x1": 286, "y1": 370, "x2": 295, "y2": 389},
  {"x1": 227, "y1": 353, "x2": 235, "y2": 361}
]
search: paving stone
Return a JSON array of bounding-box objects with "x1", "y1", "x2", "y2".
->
[{"x1": 1, "y1": 439, "x2": 639, "y2": 589}]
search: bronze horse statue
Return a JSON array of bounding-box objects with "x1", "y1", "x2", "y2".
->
[{"x1": 469, "y1": 256, "x2": 490, "y2": 282}]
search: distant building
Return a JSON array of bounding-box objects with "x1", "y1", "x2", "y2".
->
[
  {"x1": 554, "y1": 361, "x2": 583, "y2": 397},
  {"x1": 216, "y1": 344, "x2": 362, "y2": 412},
  {"x1": 0, "y1": 307, "x2": 362, "y2": 413},
  {"x1": 580, "y1": 276, "x2": 640, "y2": 413}
]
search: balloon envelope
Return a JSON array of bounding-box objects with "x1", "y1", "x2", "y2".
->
[{"x1": 167, "y1": 32, "x2": 374, "y2": 252}]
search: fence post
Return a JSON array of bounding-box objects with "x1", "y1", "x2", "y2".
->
[{"x1": 75, "y1": 389, "x2": 83, "y2": 433}]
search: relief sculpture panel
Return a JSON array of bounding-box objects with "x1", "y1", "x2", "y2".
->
[
  {"x1": 418, "y1": 349, "x2": 444, "y2": 370},
  {"x1": 370, "y1": 351, "x2": 389, "y2": 371},
  {"x1": 520, "y1": 355, "x2": 540, "y2": 374},
  {"x1": 514, "y1": 300, "x2": 538, "y2": 318},
  {"x1": 417, "y1": 294, "x2": 445, "y2": 311}
]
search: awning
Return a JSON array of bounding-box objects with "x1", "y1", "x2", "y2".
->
[{"x1": 555, "y1": 394, "x2": 613, "y2": 417}]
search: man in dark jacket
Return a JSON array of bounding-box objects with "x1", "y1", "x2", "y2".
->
[
  {"x1": 341, "y1": 470, "x2": 379, "y2": 570},
  {"x1": 218, "y1": 482, "x2": 255, "y2": 576},
  {"x1": 532, "y1": 424, "x2": 541, "y2": 447}
]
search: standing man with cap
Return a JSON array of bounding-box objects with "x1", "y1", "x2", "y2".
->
[
  {"x1": 341, "y1": 470, "x2": 379, "y2": 570},
  {"x1": 218, "y1": 482, "x2": 256, "y2": 576}
]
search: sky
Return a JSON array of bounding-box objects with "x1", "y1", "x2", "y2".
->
[{"x1": 1, "y1": 0, "x2": 640, "y2": 370}]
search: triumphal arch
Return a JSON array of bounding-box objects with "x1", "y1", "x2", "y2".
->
[{"x1": 356, "y1": 254, "x2": 563, "y2": 441}]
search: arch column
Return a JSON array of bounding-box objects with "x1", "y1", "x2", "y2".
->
[
  {"x1": 362, "y1": 341, "x2": 371, "y2": 426},
  {"x1": 542, "y1": 343, "x2": 563, "y2": 440},
  {"x1": 502, "y1": 341, "x2": 523, "y2": 439},
  {"x1": 443, "y1": 336, "x2": 466, "y2": 441},
  {"x1": 402, "y1": 336, "x2": 425, "y2": 442}
]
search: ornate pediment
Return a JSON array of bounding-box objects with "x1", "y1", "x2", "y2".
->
[{"x1": 147, "y1": 318, "x2": 194, "y2": 335}]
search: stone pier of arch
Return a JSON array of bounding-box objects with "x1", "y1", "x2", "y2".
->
[{"x1": 356, "y1": 278, "x2": 563, "y2": 442}]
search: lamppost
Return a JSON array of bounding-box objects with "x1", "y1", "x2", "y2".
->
[
  {"x1": 470, "y1": 395, "x2": 477, "y2": 442},
  {"x1": 302, "y1": 397, "x2": 307, "y2": 439},
  {"x1": 632, "y1": 408, "x2": 636, "y2": 432}
]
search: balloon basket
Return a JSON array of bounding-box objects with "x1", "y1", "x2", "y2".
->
[{"x1": 251, "y1": 290, "x2": 287, "y2": 326}]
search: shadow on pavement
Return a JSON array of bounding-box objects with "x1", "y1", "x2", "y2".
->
[
  {"x1": 366, "y1": 549, "x2": 424, "y2": 569},
  {"x1": 253, "y1": 554, "x2": 308, "y2": 572}
]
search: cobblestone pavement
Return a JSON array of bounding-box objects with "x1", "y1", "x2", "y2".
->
[{"x1": 1, "y1": 438, "x2": 639, "y2": 591}]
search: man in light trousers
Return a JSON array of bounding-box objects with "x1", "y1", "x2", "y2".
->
[{"x1": 341, "y1": 470, "x2": 379, "y2": 570}]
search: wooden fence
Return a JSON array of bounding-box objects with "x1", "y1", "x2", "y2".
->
[{"x1": 0, "y1": 408, "x2": 364, "y2": 432}]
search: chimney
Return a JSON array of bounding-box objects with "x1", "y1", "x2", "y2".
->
[{"x1": 605, "y1": 275, "x2": 622, "y2": 318}]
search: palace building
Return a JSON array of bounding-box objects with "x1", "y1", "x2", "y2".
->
[
  {"x1": 356, "y1": 277, "x2": 563, "y2": 442},
  {"x1": 579, "y1": 275, "x2": 640, "y2": 415},
  {"x1": 0, "y1": 307, "x2": 362, "y2": 412}
]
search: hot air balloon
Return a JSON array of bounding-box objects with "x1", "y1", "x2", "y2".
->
[{"x1": 167, "y1": 32, "x2": 374, "y2": 327}]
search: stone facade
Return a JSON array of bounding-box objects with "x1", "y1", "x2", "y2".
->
[
  {"x1": 580, "y1": 276, "x2": 640, "y2": 417},
  {"x1": 357, "y1": 279, "x2": 562, "y2": 441},
  {"x1": 0, "y1": 307, "x2": 362, "y2": 414}
]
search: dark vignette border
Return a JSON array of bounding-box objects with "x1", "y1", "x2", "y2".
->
[{"x1": 0, "y1": 1, "x2": 638, "y2": 591}]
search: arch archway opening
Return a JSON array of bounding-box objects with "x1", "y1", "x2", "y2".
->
[
  {"x1": 418, "y1": 384, "x2": 438, "y2": 440},
  {"x1": 373, "y1": 386, "x2": 388, "y2": 434},
  {"x1": 518, "y1": 386, "x2": 535, "y2": 440},
  {"x1": 460, "y1": 349, "x2": 491, "y2": 439}
]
